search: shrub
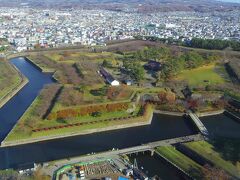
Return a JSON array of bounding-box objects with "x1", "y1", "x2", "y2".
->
[
  {"x1": 91, "y1": 111, "x2": 101, "y2": 117},
  {"x1": 48, "y1": 102, "x2": 129, "y2": 120}
]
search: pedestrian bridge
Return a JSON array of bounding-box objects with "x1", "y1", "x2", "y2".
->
[
  {"x1": 120, "y1": 134, "x2": 203, "y2": 155},
  {"x1": 188, "y1": 112, "x2": 209, "y2": 136},
  {"x1": 41, "y1": 134, "x2": 203, "y2": 177}
]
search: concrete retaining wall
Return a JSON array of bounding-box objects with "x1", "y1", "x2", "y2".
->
[
  {"x1": 154, "y1": 110, "x2": 184, "y2": 116},
  {"x1": 224, "y1": 110, "x2": 240, "y2": 122},
  {"x1": 196, "y1": 110, "x2": 225, "y2": 117}
]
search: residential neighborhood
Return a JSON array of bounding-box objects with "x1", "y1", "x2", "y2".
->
[{"x1": 0, "y1": 6, "x2": 239, "y2": 52}]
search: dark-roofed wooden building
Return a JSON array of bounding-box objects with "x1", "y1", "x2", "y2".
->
[{"x1": 99, "y1": 67, "x2": 120, "y2": 86}]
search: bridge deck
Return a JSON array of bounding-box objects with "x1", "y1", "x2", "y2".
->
[{"x1": 189, "y1": 112, "x2": 209, "y2": 136}]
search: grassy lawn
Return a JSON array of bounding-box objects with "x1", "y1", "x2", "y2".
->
[
  {"x1": 52, "y1": 85, "x2": 135, "y2": 112},
  {"x1": 5, "y1": 106, "x2": 151, "y2": 142},
  {"x1": 44, "y1": 53, "x2": 63, "y2": 62},
  {"x1": 38, "y1": 108, "x2": 140, "y2": 128},
  {"x1": 175, "y1": 64, "x2": 227, "y2": 87},
  {"x1": 44, "y1": 51, "x2": 116, "y2": 62},
  {"x1": 156, "y1": 146, "x2": 204, "y2": 179},
  {"x1": 184, "y1": 141, "x2": 240, "y2": 178},
  {"x1": 26, "y1": 55, "x2": 55, "y2": 72},
  {"x1": 0, "y1": 60, "x2": 22, "y2": 101}
]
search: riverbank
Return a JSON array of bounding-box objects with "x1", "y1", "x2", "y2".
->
[
  {"x1": 1, "y1": 111, "x2": 153, "y2": 147},
  {"x1": 196, "y1": 109, "x2": 225, "y2": 117},
  {"x1": 154, "y1": 110, "x2": 184, "y2": 116},
  {"x1": 0, "y1": 62, "x2": 29, "y2": 109}
]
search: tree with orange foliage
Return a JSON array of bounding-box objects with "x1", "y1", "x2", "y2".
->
[
  {"x1": 158, "y1": 90, "x2": 176, "y2": 104},
  {"x1": 166, "y1": 91, "x2": 176, "y2": 104},
  {"x1": 158, "y1": 91, "x2": 167, "y2": 103}
]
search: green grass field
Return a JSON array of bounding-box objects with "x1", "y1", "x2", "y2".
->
[
  {"x1": 176, "y1": 64, "x2": 227, "y2": 87},
  {"x1": 0, "y1": 60, "x2": 21, "y2": 101},
  {"x1": 5, "y1": 108, "x2": 151, "y2": 142},
  {"x1": 184, "y1": 141, "x2": 240, "y2": 178},
  {"x1": 44, "y1": 51, "x2": 117, "y2": 63},
  {"x1": 156, "y1": 146, "x2": 204, "y2": 179}
]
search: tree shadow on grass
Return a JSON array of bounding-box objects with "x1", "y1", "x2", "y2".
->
[
  {"x1": 210, "y1": 137, "x2": 240, "y2": 164},
  {"x1": 90, "y1": 86, "x2": 107, "y2": 96},
  {"x1": 57, "y1": 119, "x2": 68, "y2": 124}
]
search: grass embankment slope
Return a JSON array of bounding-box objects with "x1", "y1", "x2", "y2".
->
[
  {"x1": 0, "y1": 60, "x2": 22, "y2": 101},
  {"x1": 156, "y1": 146, "x2": 204, "y2": 179},
  {"x1": 184, "y1": 141, "x2": 240, "y2": 178},
  {"x1": 175, "y1": 64, "x2": 228, "y2": 87},
  {"x1": 5, "y1": 103, "x2": 152, "y2": 143},
  {"x1": 44, "y1": 51, "x2": 115, "y2": 62}
]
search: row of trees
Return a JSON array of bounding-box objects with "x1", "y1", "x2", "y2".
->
[
  {"x1": 32, "y1": 84, "x2": 62, "y2": 119},
  {"x1": 135, "y1": 35, "x2": 240, "y2": 51},
  {"x1": 47, "y1": 102, "x2": 129, "y2": 120},
  {"x1": 187, "y1": 38, "x2": 240, "y2": 51},
  {"x1": 134, "y1": 35, "x2": 182, "y2": 46},
  {"x1": 58, "y1": 86, "x2": 84, "y2": 106},
  {"x1": 55, "y1": 63, "x2": 82, "y2": 85}
]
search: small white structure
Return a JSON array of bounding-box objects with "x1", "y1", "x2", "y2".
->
[
  {"x1": 124, "y1": 80, "x2": 132, "y2": 86},
  {"x1": 110, "y1": 79, "x2": 120, "y2": 86}
]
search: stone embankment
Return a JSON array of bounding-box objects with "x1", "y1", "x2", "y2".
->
[{"x1": 196, "y1": 110, "x2": 225, "y2": 117}]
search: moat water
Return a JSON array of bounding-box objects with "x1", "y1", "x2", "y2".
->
[{"x1": 129, "y1": 152, "x2": 189, "y2": 180}]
